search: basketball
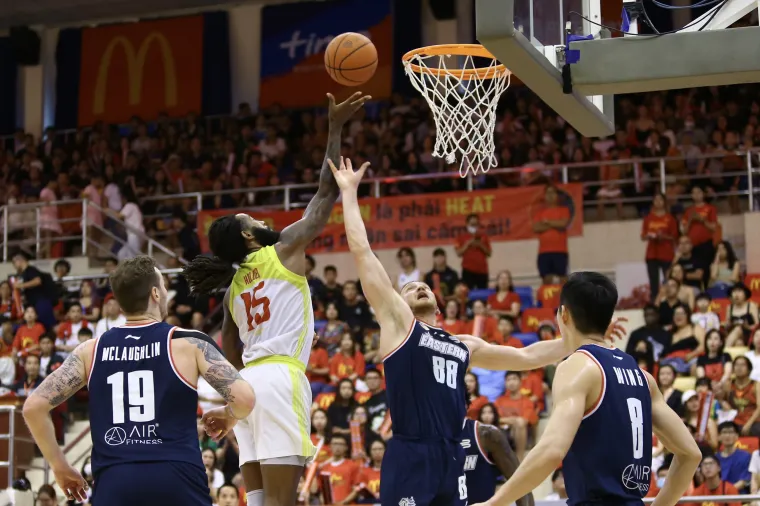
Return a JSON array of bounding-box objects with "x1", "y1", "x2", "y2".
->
[{"x1": 324, "y1": 32, "x2": 378, "y2": 86}]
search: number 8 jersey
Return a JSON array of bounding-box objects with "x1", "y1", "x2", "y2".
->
[
  {"x1": 88, "y1": 321, "x2": 216, "y2": 475},
  {"x1": 229, "y1": 246, "x2": 315, "y2": 367},
  {"x1": 562, "y1": 344, "x2": 653, "y2": 506}
]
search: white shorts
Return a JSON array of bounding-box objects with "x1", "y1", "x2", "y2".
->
[{"x1": 233, "y1": 357, "x2": 315, "y2": 465}]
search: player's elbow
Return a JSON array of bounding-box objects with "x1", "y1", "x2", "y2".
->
[
  {"x1": 679, "y1": 438, "x2": 703, "y2": 465},
  {"x1": 22, "y1": 394, "x2": 48, "y2": 420},
  {"x1": 231, "y1": 382, "x2": 256, "y2": 418}
]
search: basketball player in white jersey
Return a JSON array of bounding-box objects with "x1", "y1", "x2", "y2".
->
[{"x1": 183, "y1": 92, "x2": 370, "y2": 506}]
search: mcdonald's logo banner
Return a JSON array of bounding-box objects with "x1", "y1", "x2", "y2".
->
[{"x1": 77, "y1": 16, "x2": 204, "y2": 126}]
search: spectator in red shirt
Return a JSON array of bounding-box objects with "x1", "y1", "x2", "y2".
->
[
  {"x1": 642, "y1": 193, "x2": 679, "y2": 301},
  {"x1": 439, "y1": 300, "x2": 468, "y2": 335},
  {"x1": 312, "y1": 435, "x2": 361, "y2": 504},
  {"x1": 56, "y1": 303, "x2": 89, "y2": 356},
  {"x1": 487, "y1": 270, "x2": 521, "y2": 319},
  {"x1": 13, "y1": 306, "x2": 45, "y2": 358},
  {"x1": 308, "y1": 341, "x2": 332, "y2": 398},
  {"x1": 455, "y1": 213, "x2": 491, "y2": 289},
  {"x1": 496, "y1": 316, "x2": 524, "y2": 348},
  {"x1": 329, "y1": 333, "x2": 366, "y2": 384},
  {"x1": 465, "y1": 372, "x2": 489, "y2": 420},
  {"x1": 689, "y1": 455, "x2": 740, "y2": 506},
  {"x1": 681, "y1": 186, "x2": 718, "y2": 282},
  {"x1": 0, "y1": 281, "x2": 20, "y2": 322},
  {"x1": 532, "y1": 185, "x2": 571, "y2": 284},
  {"x1": 466, "y1": 300, "x2": 499, "y2": 342},
  {"x1": 357, "y1": 440, "x2": 384, "y2": 502},
  {"x1": 310, "y1": 409, "x2": 333, "y2": 464},
  {"x1": 495, "y1": 371, "x2": 538, "y2": 459}
]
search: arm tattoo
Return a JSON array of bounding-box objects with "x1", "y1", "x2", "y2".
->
[
  {"x1": 187, "y1": 337, "x2": 244, "y2": 404},
  {"x1": 34, "y1": 347, "x2": 87, "y2": 408}
]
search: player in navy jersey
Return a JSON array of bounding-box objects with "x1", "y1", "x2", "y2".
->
[
  {"x1": 479, "y1": 272, "x2": 702, "y2": 506},
  {"x1": 329, "y1": 158, "x2": 604, "y2": 506},
  {"x1": 23, "y1": 256, "x2": 255, "y2": 505},
  {"x1": 461, "y1": 418, "x2": 534, "y2": 506}
]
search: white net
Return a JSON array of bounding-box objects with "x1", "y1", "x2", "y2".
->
[{"x1": 403, "y1": 50, "x2": 511, "y2": 177}]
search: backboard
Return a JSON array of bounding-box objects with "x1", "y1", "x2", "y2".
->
[{"x1": 476, "y1": 0, "x2": 760, "y2": 138}]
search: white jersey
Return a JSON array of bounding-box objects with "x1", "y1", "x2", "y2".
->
[{"x1": 228, "y1": 246, "x2": 314, "y2": 366}]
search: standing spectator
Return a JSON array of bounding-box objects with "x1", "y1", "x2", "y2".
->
[
  {"x1": 674, "y1": 236, "x2": 705, "y2": 292},
  {"x1": 689, "y1": 455, "x2": 740, "y2": 506},
  {"x1": 329, "y1": 334, "x2": 365, "y2": 384},
  {"x1": 94, "y1": 297, "x2": 126, "y2": 339},
  {"x1": 487, "y1": 270, "x2": 521, "y2": 319},
  {"x1": 424, "y1": 248, "x2": 459, "y2": 307},
  {"x1": 395, "y1": 247, "x2": 420, "y2": 291},
  {"x1": 37, "y1": 334, "x2": 64, "y2": 378},
  {"x1": 13, "y1": 306, "x2": 45, "y2": 357},
  {"x1": 11, "y1": 252, "x2": 57, "y2": 329},
  {"x1": 724, "y1": 283, "x2": 758, "y2": 347},
  {"x1": 727, "y1": 356, "x2": 760, "y2": 436},
  {"x1": 532, "y1": 186, "x2": 571, "y2": 284},
  {"x1": 455, "y1": 213, "x2": 492, "y2": 289},
  {"x1": 715, "y1": 421, "x2": 751, "y2": 492},
  {"x1": 709, "y1": 241, "x2": 741, "y2": 288},
  {"x1": 494, "y1": 371, "x2": 537, "y2": 460},
  {"x1": 681, "y1": 186, "x2": 718, "y2": 282},
  {"x1": 115, "y1": 188, "x2": 145, "y2": 260},
  {"x1": 642, "y1": 193, "x2": 678, "y2": 301},
  {"x1": 626, "y1": 304, "x2": 672, "y2": 361},
  {"x1": 38, "y1": 177, "x2": 61, "y2": 259}
]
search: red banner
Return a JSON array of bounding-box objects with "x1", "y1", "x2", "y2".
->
[
  {"x1": 78, "y1": 16, "x2": 204, "y2": 126},
  {"x1": 196, "y1": 185, "x2": 584, "y2": 254}
]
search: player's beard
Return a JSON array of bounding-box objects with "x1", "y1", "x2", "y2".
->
[{"x1": 252, "y1": 226, "x2": 281, "y2": 247}]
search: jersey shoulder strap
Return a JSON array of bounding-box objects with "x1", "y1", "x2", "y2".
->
[{"x1": 171, "y1": 328, "x2": 223, "y2": 354}]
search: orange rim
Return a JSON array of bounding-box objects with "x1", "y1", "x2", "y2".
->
[{"x1": 401, "y1": 44, "x2": 510, "y2": 80}]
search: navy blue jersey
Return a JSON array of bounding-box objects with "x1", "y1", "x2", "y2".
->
[
  {"x1": 384, "y1": 320, "x2": 469, "y2": 440},
  {"x1": 563, "y1": 344, "x2": 653, "y2": 506},
  {"x1": 461, "y1": 419, "x2": 500, "y2": 503},
  {"x1": 88, "y1": 322, "x2": 217, "y2": 475}
]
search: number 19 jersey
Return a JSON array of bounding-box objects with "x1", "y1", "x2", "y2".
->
[
  {"x1": 88, "y1": 322, "x2": 211, "y2": 475},
  {"x1": 562, "y1": 344, "x2": 652, "y2": 506},
  {"x1": 229, "y1": 246, "x2": 314, "y2": 367}
]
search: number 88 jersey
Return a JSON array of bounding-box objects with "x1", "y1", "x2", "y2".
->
[
  {"x1": 562, "y1": 344, "x2": 653, "y2": 506},
  {"x1": 228, "y1": 246, "x2": 315, "y2": 367},
  {"x1": 383, "y1": 320, "x2": 470, "y2": 440}
]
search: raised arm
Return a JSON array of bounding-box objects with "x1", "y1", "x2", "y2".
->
[
  {"x1": 222, "y1": 289, "x2": 244, "y2": 371},
  {"x1": 479, "y1": 353, "x2": 595, "y2": 506},
  {"x1": 460, "y1": 335, "x2": 568, "y2": 371},
  {"x1": 328, "y1": 158, "x2": 414, "y2": 352},
  {"x1": 23, "y1": 341, "x2": 90, "y2": 501},
  {"x1": 477, "y1": 423, "x2": 535, "y2": 506},
  {"x1": 644, "y1": 370, "x2": 701, "y2": 506},
  {"x1": 276, "y1": 92, "x2": 370, "y2": 261}
]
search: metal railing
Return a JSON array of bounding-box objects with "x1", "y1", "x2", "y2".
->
[{"x1": 0, "y1": 405, "x2": 42, "y2": 487}]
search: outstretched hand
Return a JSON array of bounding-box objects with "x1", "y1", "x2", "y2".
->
[
  {"x1": 328, "y1": 92, "x2": 372, "y2": 127},
  {"x1": 327, "y1": 157, "x2": 370, "y2": 192}
]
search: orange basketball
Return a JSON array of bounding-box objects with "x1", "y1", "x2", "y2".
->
[{"x1": 324, "y1": 32, "x2": 378, "y2": 86}]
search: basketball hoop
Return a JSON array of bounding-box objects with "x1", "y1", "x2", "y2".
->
[{"x1": 402, "y1": 44, "x2": 511, "y2": 178}]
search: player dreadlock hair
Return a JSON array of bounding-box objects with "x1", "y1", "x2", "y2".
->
[{"x1": 182, "y1": 215, "x2": 249, "y2": 295}]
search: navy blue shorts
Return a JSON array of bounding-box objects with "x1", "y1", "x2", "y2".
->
[
  {"x1": 537, "y1": 252, "x2": 568, "y2": 278},
  {"x1": 92, "y1": 461, "x2": 211, "y2": 506},
  {"x1": 381, "y1": 437, "x2": 467, "y2": 506}
]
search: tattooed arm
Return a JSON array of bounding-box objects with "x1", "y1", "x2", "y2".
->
[
  {"x1": 24, "y1": 342, "x2": 89, "y2": 471},
  {"x1": 186, "y1": 337, "x2": 255, "y2": 420}
]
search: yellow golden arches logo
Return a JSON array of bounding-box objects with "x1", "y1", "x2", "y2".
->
[
  {"x1": 751, "y1": 278, "x2": 760, "y2": 292},
  {"x1": 93, "y1": 32, "x2": 178, "y2": 115}
]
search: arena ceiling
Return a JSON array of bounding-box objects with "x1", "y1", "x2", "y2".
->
[{"x1": 0, "y1": 0, "x2": 294, "y2": 29}]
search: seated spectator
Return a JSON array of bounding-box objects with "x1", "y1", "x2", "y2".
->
[
  {"x1": 56, "y1": 303, "x2": 89, "y2": 356},
  {"x1": 322, "y1": 265, "x2": 344, "y2": 307},
  {"x1": 329, "y1": 334, "x2": 365, "y2": 384},
  {"x1": 543, "y1": 469, "x2": 567, "y2": 501},
  {"x1": 692, "y1": 293, "x2": 721, "y2": 333},
  {"x1": 725, "y1": 283, "x2": 758, "y2": 347},
  {"x1": 311, "y1": 409, "x2": 333, "y2": 464},
  {"x1": 726, "y1": 356, "x2": 760, "y2": 437},
  {"x1": 465, "y1": 372, "x2": 489, "y2": 420},
  {"x1": 471, "y1": 363, "x2": 506, "y2": 403},
  {"x1": 9, "y1": 353, "x2": 42, "y2": 397},
  {"x1": 477, "y1": 403, "x2": 499, "y2": 426},
  {"x1": 660, "y1": 304, "x2": 705, "y2": 375},
  {"x1": 95, "y1": 257, "x2": 118, "y2": 299},
  {"x1": 709, "y1": 240, "x2": 741, "y2": 287},
  {"x1": 321, "y1": 302, "x2": 349, "y2": 357},
  {"x1": 38, "y1": 334, "x2": 64, "y2": 378},
  {"x1": 674, "y1": 235, "x2": 706, "y2": 292},
  {"x1": 202, "y1": 448, "x2": 225, "y2": 490},
  {"x1": 646, "y1": 463, "x2": 670, "y2": 498},
  {"x1": 715, "y1": 421, "x2": 751, "y2": 493},
  {"x1": 749, "y1": 447, "x2": 760, "y2": 495},
  {"x1": 495, "y1": 371, "x2": 537, "y2": 460},
  {"x1": 13, "y1": 306, "x2": 45, "y2": 358},
  {"x1": 339, "y1": 282, "x2": 373, "y2": 339},
  {"x1": 657, "y1": 364, "x2": 683, "y2": 417},
  {"x1": 308, "y1": 341, "x2": 331, "y2": 398},
  {"x1": 357, "y1": 440, "x2": 384, "y2": 502},
  {"x1": 216, "y1": 483, "x2": 239, "y2": 506},
  {"x1": 94, "y1": 296, "x2": 126, "y2": 339},
  {"x1": 744, "y1": 328, "x2": 760, "y2": 382},
  {"x1": 327, "y1": 379, "x2": 357, "y2": 435},
  {"x1": 363, "y1": 369, "x2": 387, "y2": 435},
  {"x1": 452, "y1": 282, "x2": 473, "y2": 320},
  {"x1": 35, "y1": 484, "x2": 58, "y2": 506},
  {"x1": 0, "y1": 319, "x2": 14, "y2": 386},
  {"x1": 424, "y1": 248, "x2": 459, "y2": 308},
  {"x1": 78, "y1": 281, "x2": 101, "y2": 323},
  {"x1": 657, "y1": 264, "x2": 695, "y2": 310},
  {"x1": 312, "y1": 435, "x2": 361, "y2": 504},
  {"x1": 466, "y1": 300, "x2": 499, "y2": 342},
  {"x1": 658, "y1": 278, "x2": 684, "y2": 327},
  {"x1": 626, "y1": 304, "x2": 672, "y2": 361},
  {"x1": 690, "y1": 455, "x2": 740, "y2": 506},
  {"x1": 496, "y1": 316, "x2": 524, "y2": 348},
  {"x1": 439, "y1": 300, "x2": 467, "y2": 335},
  {"x1": 77, "y1": 326, "x2": 93, "y2": 345},
  {"x1": 487, "y1": 270, "x2": 521, "y2": 319},
  {"x1": 395, "y1": 247, "x2": 420, "y2": 291},
  {"x1": 350, "y1": 405, "x2": 380, "y2": 455},
  {"x1": 696, "y1": 330, "x2": 732, "y2": 387},
  {"x1": 683, "y1": 390, "x2": 718, "y2": 450},
  {"x1": 0, "y1": 281, "x2": 20, "y2": 322},
  {"x1": 361, "y1": 327, "x2": 381, "y2": 365}
]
